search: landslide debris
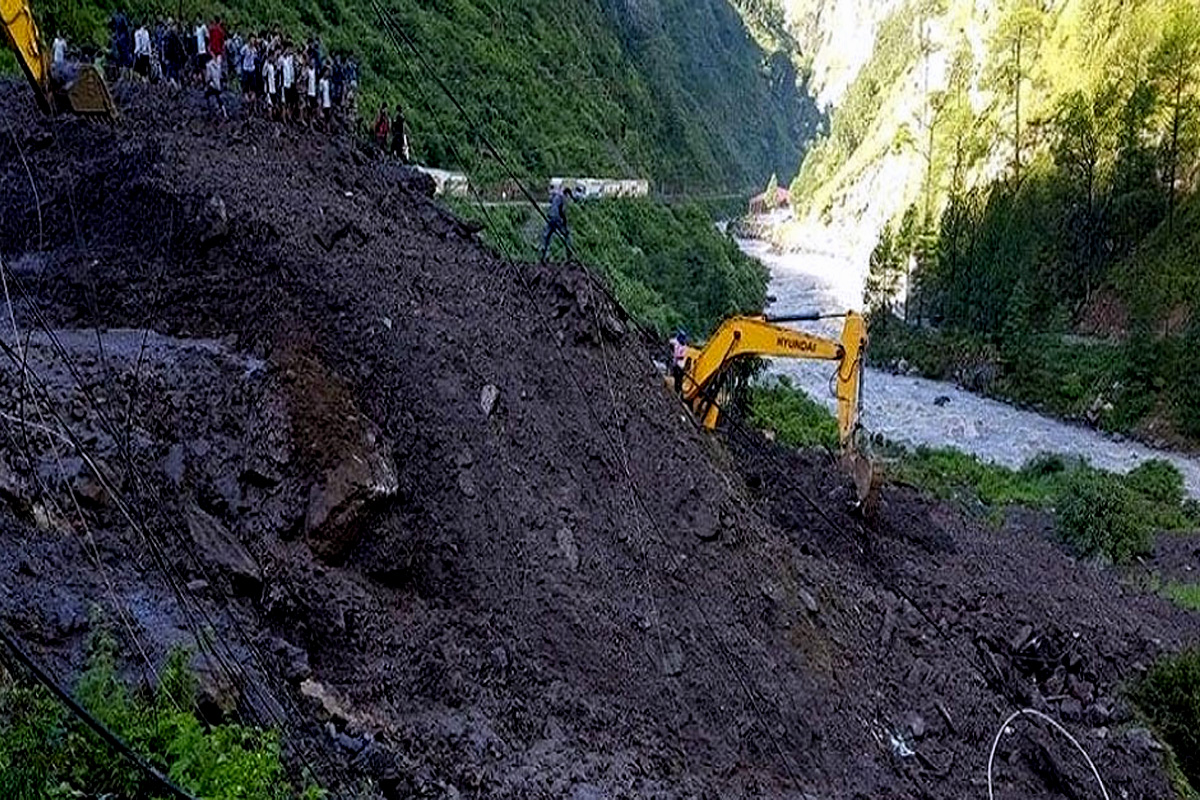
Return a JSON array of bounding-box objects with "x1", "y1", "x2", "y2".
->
[{"x1": 0, "y1": 81, "x2": 1197, "y2": 800}]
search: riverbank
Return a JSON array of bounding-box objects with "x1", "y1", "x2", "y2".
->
[
  {"x1": 868, "y1": 315, "x2": 1200, "y2": 455},
  {"x1": 735, "y1": 233, "x2": 1200, "y2": 498},
  {"x1": 752, "y1": 376, "x2": 1200, "y2": 524}
]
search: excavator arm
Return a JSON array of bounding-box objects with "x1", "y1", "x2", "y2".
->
[
  {"x1": 681, "y1": 311, "x2": 868, "y2": 450},
  {"x1": 1, "y1": 0, "x2": 116, "y2": 117},
  {"x1": 1, "y1": 0, "x2": 51, "y2": 112}
]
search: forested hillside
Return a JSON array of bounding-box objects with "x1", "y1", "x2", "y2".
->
[
  {"x1": 780, "y1": 0, "x2": 1200, "y2": 445},
  {"x1": 29, "y1": 0, "x2": 822, "y2": 191}
]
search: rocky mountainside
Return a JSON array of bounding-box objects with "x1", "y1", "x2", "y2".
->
[{"x1": 783, "y1": 0, "x2": 906, "y2": 109}]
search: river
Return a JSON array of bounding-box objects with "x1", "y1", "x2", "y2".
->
[{"x1": 735, "y1": 237, "x2": 1200, "y2": 499}]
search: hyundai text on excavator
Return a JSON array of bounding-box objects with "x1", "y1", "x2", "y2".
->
[
  {"x1": 2, "y1": 0, "x2": 116, "y2": 116},
  {"x1": 675, "y1": 311, "x2": 877, "y2": 505}
]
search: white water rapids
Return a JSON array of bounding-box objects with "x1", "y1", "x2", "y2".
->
[{"x1": 736, "y1": 237, "x2": 1200, "y2": 498}]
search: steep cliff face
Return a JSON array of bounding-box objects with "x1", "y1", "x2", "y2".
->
[
  {"x1": 601, "y1": 0, "x2": 824, "y2": 190},
  {"x1": 783, "y1": 0, "x2": 907, "y2": 108},
  {"x1": 775, "y1": 0, "x2": 1003, "y2": 266},
  {"x1": 782, "y1": 0, "x2": 1200, "y2": 338}
]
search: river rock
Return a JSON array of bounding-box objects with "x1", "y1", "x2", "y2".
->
[
  {"x1": 480, "y1": 384, "x2": 501, "y2": 417},
  {"x1": 572, "y1": 785, "x2": 608, "y2": 800},
  {"x1": 192, "y1": 652, "x2": 240, "y2": 721},
  {"x1": 557, "y1": 527, "x2": 580, "y2": 571},
  {"x1": 199, "y1": 195, "x2": 229, "y2": 248},
  {"x1": 661, "y1": 639, "x2": 684, "y2": 676},
  {"x1": 797, "y1": 587, "x2": 819, "y2": 614}
]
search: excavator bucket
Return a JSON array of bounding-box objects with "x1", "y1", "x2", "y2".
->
[
  {"x1": 61, "y1": 65, "x2": 117, "y2": 117},
  {"x1": 843, "y1": 450, "x2": 880, "y2": 518}
]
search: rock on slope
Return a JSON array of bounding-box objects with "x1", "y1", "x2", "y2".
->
[{"x1": 0, "y1": 81, "x2": 1195, "y2": 799}]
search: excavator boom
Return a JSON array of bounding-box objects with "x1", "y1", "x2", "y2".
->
[
  {"x1": 1, "y1": 0, "x2": 51, "y2": 112},
  {"x1": 680, "y1": 311, "x2": 868, "y2": 449},
  {"x1": 677, "y1": 310, "x2": 875, "y2": 506},
  {"x1": 1, "y1": 0, "x2": 116, "y2": 117}
]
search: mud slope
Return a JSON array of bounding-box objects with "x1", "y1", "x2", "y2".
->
[{"x1": 1, "y1": 81, "x2": 1197, "y2": 800}]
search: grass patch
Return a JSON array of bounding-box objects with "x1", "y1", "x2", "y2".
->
[
  {"x1": 0, "y1": 627, "x2": 319, "y2": 800},
  {"x1": 889, "y1": 446, "x2": 1069, "y2": 508},
  {"x1": 1165, "y1": 582, "x2": 1200, "y2": 612},
  {"x1": 748, "y1": 380, "x2": 1197, "y2": 563},
  {"x1": 1131, "y1": 649, "x2": 1200, "y2": 793},
  {"x1": 748, "y1": 377, "x2": 838, "y2": 450}
]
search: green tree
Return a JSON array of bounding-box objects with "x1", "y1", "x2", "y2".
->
[
  {"x1": 1050, "y1": 90, "x2": 1112, "y2": 304},
  {"x1": 865, "y1": 224, "x2": 903, "y2": 314},
  {"x1": 987, "y1": 0, "x2": 1048, "y2": 185},
  {"x1": 1150, "y1": 0, "x2": 1200, "y2": 232},
  {"x1": 764, "y1": 172, "x2": 780, "y2": 209},
  {"x1": 915, "y1": 0, "x2": 949, "y2": 223}
]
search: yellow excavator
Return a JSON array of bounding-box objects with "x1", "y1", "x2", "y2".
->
[
  {"x1": 676, "y1": 311, "x2": 877, "y2": 504},
  {"x1": 2, "y1": 0, "x2": 116, "y2": 116}
]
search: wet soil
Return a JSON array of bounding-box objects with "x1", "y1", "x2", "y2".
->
[{"x1": 0, "y1": 80, "x2": 1197, "y2": 799}]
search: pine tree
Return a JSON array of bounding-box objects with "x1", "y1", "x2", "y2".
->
[
  {"x1": 1150, "y1": 0, "x2": 1200, "y2": 232},
  {"x1": 987, "y1": 0, "x2": 1048, "y2": 186}
]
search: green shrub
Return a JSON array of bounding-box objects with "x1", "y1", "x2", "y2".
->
[
  {"x1": 1131, "y1": 649, "x2": 1200, "y2": 791},
  {"x1": 1055, "y1": 469, "x2": 1154, "y2": 562},
  {"x1": 1022, "y1": 451, "x2": 1069, "y2": 477},
  {"x1": 1126, "y1": 459, "x2": 1186, "y2": 507},
  {"x1": 1184, "y1": 499, "x2": 1200, "y2": 527},
  {"x1": 748, "y1": 378, "x2": 839, "y2": 450},
  {"x1": 0, "y1": 630, "x2": 315, "y2": 800},
  {"x1": 1164, "y1": 582, "x2": 1200, "y2": 611}
]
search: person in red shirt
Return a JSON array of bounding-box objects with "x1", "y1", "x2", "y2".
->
[
  {"x1": 373, "y1": 104, "x2": 390, "y2": 151},
  {"x1": 208, "y1": 16, "x2": 226, "y2": 65}
]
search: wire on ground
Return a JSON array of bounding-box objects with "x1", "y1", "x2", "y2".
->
[{"x1": 0, "y1": 624, "x2": 199, "y2": 800}]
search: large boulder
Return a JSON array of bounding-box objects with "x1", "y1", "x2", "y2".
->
[
  {"x1": 304, "y1": 427, "x2": 398, "y2": 562},
  {"x1": 186, "y1": 503, "x2": 262, "y2": 597}
]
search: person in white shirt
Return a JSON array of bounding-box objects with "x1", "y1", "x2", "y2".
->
[
  {"x1": 318, "y1": 72, "x2": 331, "y2": 126},
  {"x1": 280, "y1": 49, "x2": 296, "y2": 121},
  {"x1": 304, "y1": 61, "x2": 317, "y2": 122},
  {"x1": 240, "y1": 39, "x2": 257, "y2": 108},
  {"x1": 193, "y1": 19, "x2": 208, "y2": 83},
  {"x1": 52, "y1": 35, "x2": 67, "y2": 65},
  {"x1": 205, "y1": 54, "x2": 226, "y2": 118},
  {"x1": 133, "y1": 24, "x2": 152, "y2": 79},
  {"x1": 263, "y1": 55, "x2": 277, "y2": 118}
]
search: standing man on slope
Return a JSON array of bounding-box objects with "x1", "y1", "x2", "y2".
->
[
  {"x1": 374, "y1": 104, "x2": 390, "y2": 151},
  {"x1": 392, "y1": 104, "x2": 410, "y2": 162},
  {"x1": 540, "y1": 185, "x2": 575, "y2": 263}
]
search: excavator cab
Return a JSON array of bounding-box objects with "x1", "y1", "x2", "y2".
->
[{"x1": 2, "y1": 0, "x2": 117, "y2": 118}]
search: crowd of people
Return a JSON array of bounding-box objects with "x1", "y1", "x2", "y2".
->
[{"x1": 53, "y1": 13, "x2": 381, "y2": 132}]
